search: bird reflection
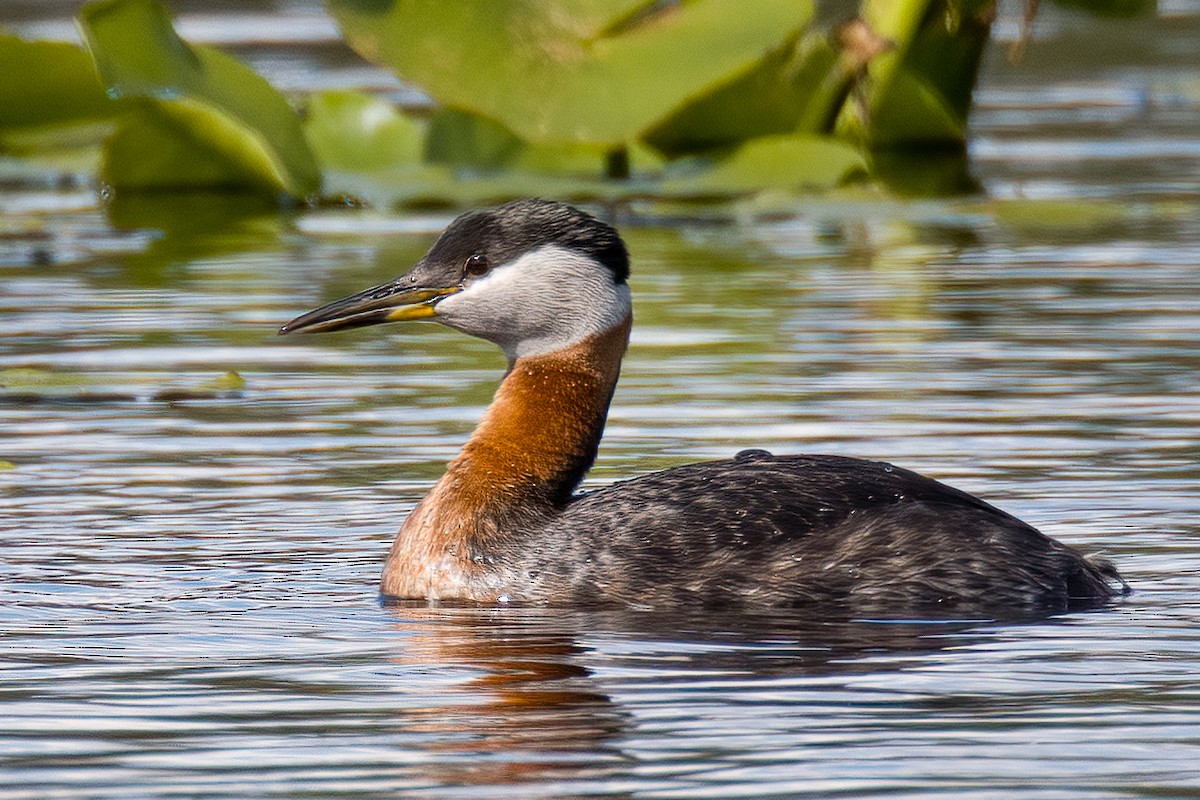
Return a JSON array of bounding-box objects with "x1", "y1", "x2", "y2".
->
[
  {"x1": 382, "y1": 604, "x2": 632, "y2": 792},
  {"x1": 379, "y1": 603, "x2": 1006, "y2": 795}
]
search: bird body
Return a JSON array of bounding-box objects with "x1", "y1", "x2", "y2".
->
[{"x1": 282, "y1": 199, "x2": 1126, "y2": 616}]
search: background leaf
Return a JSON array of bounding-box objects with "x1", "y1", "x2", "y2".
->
[
  {"x1": 662, "y1": 134, "x2": 866, "y2": 196},
  {"x1": 326, "y1": 0, "x2": 813, "y2": 147},
  {"x1": 80, "y1": 0, "x2": 320, "y2": 196},
  {"x1": 304, "y1": 90, "x2": 424, "y2": 172},
  {"x1": 0, "y1": 35, "x2": 114, "y2": 135},
  {"x1": 424, "y1": 107, "x2": 665, "y2": 176},
  {"x1": 643, "y1": 26, "x2": 851, "y2": 157},
  {"x1": 424, "y1": 108, "x2": 525, "y2": 170},
  {"x1": 0, "y1": 34, "x2": 118, "y2": 160}
]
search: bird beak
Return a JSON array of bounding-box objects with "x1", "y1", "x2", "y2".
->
[{"x1": 279, "y1": 271, "x2": 462, "y2": 335}]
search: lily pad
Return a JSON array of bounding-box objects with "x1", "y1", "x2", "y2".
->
[
  {"x1": 869, "y1": 149, "x2": 976, "y2": 196},
  {"x1": 424, "y1": 108, "x2": 526, "y2": 171},
  {"x1": 321, "y1": 161, "x2": 633, "y2": 209},
  {"x1": 0, "y1": 34, "x2": 116, "y2": 146},
  {"x1": 327, "y1": 135, "x2": 859, "y2": 207},
  {"x1": 856, "y1": 69, "x2": 967, "y2": 146},
  {"x1": 304, "y1": 90, "x2": 424, "y2": 172},
  {"x1": 327, "y1": 0, "x2": 813, "y2": 147},
  {"x1": 644, "y1": 25, "x2": 859, "y2": 157},
  {"x1": 206, "y1": 371, "x2": 246, "y2": 392},
  {"x1": 662, "y1": 134, "x2": 866, "y2": 196},
  {"x1": 425, "y1": 107, "x2": 664, "y2": 178},
  {"x1": 992, "y1": 198, "x2": 1130, "y2": 233},
  {"x1": 0, "y1": 367, "x2": 91, "y2": 390},
  {"x1": 0, "y1": 367, "x2": 246, "y2": 403},
  {"x1": 79, "y1": 0, "x2": 320, "y2": 196}
]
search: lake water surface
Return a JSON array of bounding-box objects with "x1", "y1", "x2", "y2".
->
[{"x1": 3, "y1": 4, "x2": 1200, "y2": 799}]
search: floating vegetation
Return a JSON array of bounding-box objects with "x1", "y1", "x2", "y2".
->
[
  {"x1": 0, "y1": 0, "x2": 1152, "y2": 207},
  {"x1": 0, "y1": 367, "x2": 247, "y2": 403}
]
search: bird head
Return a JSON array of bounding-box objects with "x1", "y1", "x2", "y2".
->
[{"x1": 280, "y1": 199, "x2": 631, "y2": 360}]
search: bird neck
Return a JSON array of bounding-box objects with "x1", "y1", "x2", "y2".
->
[
  {"x1": 402, "y1": 314, "x2": 630, "y2": 542},
  {"x1": 463, "y1": 315, "x2": 629, "y2": 507}
]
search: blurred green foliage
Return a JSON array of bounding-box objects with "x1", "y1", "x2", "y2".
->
[
  {"x1": 327, "y1": 0, "x2": 815, "y2": 148},
  {"x1": 0, "y1": 34, "x2": 118, "y2": 156},
  {"x1": 81, "y1": 0, "x2": 320, "y2": 194},
  {"x1": 0, "y1": 0, "x2": 1152, "y2": 206}
]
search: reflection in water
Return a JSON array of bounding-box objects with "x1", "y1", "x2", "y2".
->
[
  {"x1": 385, "y1": 607, "x2": 631, "y2": 792},
  {"x1": 379, "y1": 604, "x2": 1000, "y2": 796}
]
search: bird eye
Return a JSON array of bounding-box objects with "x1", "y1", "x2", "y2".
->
[{"x1": 464, "y1": 253, "x2": 489, "y2": 277}]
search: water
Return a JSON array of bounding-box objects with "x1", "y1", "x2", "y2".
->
[{"x1": 3, "y1": 3, "x2": 1200, "y2": 798}]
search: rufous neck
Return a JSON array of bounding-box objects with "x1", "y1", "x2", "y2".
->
[{"x1": 445, "y1": 315, "x2": 631, "y2": 515}]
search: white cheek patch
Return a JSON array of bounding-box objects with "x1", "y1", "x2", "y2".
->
[{"x1": 436, "y1": 244, "x2": 631, "y2": 360}]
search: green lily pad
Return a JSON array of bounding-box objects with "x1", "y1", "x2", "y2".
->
[
  {"x1": 0, "y1": 367, "x2": 246, "y2": 403},
  {"x1": 311, "y1": 99, "x2": 669, "y2": 206},
  {"x1": 992, "y1": 198, "x2": 1130, "y2": 233},
  {"x1": 856, "y1": 69, "x2": 966, "y2": 146},
  {"x1": 0, "y1": 34, "x2": 117, "y2": 168},
  {"x1": 327, "y1": 0, "x2": 813, "y2": 148},
  {"x1": 661, "y1": 134, "x2": 866, "y2": 196},
  {"x1": 643, "y1": 25, "x2": 860, "y2": 157},
  {"x1": 321, "y1": 161, "x2": 632, "y2": 208},
  {"x1": 0, "y1": 34, "x2": 116, "y2": 147},
  {"x1": 101, "y1": 103, "x2": 268, "y2": 190},
  {"x1": 424, "y1": 108, "x2": 526, "y2": 171},
  {"x1": 327, "y1": 135, "x2": 858, "y2": 207},
  {"x1": 425, "y1": 107, "x2": 664, "y2": 178},
  {"x1": 305, "y1": 90, "x2": 424, "y2": 172},
  {"x1": 0, "y1": 368, "x2": 91, "y2": 389},
  {"x1": 79, "y1": 0, "x2": 320, "y2": 196},
  {"x1": 206, "y1": 371, "x2": 246, "y2": 392}
]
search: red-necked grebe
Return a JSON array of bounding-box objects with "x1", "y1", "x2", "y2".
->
[{"x1": 281, "y1": 199, "x2": 1127, "y2": 614}]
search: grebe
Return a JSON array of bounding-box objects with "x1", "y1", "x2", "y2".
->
[{"x1": 281, "y1": 199, "x2": 1127, "y2": 615}]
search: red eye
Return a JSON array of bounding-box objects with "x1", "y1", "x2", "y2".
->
[{"x1": 465, "y1": 253, "x2": 489, "y2": 276}]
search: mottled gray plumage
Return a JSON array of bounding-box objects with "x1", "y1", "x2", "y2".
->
[{"x1": 482, "y1": 452, "x2": 1126, "y2": 615}]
